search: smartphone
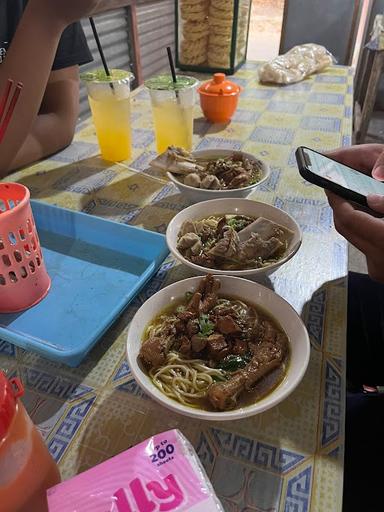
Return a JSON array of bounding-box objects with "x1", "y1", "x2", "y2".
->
[{"x1": 295, "y1": 146, "x2": 384, "y2": 209}]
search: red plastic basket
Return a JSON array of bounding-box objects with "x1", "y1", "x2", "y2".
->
[{"x1": 0, "y1": 183, "x2": 50, "y2": 313}]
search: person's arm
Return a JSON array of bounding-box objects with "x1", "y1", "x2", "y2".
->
[
  {"x1": 325, "y1": 144, "x2": 384, "y2": 283},
  {"x1": 8, "y1": 66, "x2": 80, "y2": 170},
  {"x1": 326, "y1": 191, "x2": 384, "y2": 283},
  {"x1": 0, "y1": 0, "x2": 102, "y2": 176}
]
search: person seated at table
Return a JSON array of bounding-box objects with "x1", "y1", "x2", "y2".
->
[
  {"x1": 0, "y1": 0, "x2": 102, "y2": 176},
  {"x1": 326, "y1": 143, "x2": 384, "y2": 512}
]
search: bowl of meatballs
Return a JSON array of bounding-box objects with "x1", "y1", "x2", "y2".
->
[{"x1": 149, "y1": 147, "x2": 270, "y2": 203}]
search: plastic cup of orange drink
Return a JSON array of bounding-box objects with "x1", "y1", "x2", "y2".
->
[
  {"x1": 145, "y1": 75, "x2": 198, "y2": 153},
  {"x1": 82, "y1": 69, "x2": 134, "y2": 162}
]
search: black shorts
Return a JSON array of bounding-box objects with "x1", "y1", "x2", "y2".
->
[{"x1": 343, "y1": 272, "x2": 384, "y2": 512}]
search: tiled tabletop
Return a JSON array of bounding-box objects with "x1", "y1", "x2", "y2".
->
[{"x1": 0, "y1": 61, "x2": 353, "y2": 511}]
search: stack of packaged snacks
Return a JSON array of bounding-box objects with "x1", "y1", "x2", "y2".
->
[
  {"x1": 177, "y1": 0, "x2": 250, "y2": 73},
  {"x1": 208, "y1": 0, "x2": 234, "y2": 69},
  {"x1": 179, "y1": 0, "x2": 210, "y2": 65}
]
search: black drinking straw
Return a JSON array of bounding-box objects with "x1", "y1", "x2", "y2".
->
[
  {"x1": 89, "y1": 17, "x2": 114, "y2": 92},
  {"x1": 166, "y1": 46, "x2": 179, "y2": 99}
]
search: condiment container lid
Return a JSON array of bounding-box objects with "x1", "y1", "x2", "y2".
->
[
  {"x1": 0, "y1": 371, "x2": 24, "y2": 439},
  {"x1": 198, "y1": 73, "x2": 242, "y2": 96}
]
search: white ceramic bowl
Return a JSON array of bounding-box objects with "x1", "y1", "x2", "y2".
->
[
  {"x1": 166, "y1": 149, "x2": 270, "y2": 203},
  {"x1": 166, "y1": 198, "x2": 302, "y2": 277},
  {"x1": 126, "y1": 275, "x2": 310, "y2": 421}
]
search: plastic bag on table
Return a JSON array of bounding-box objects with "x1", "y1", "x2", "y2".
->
[
  {"x1": 47, "y1": 429, "x2": 224, "y2": 511},
  {"x1": 258, "y1": 43, "x2": 336, "y2": 85}
]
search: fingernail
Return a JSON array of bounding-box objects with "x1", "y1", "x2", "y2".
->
[
  {"x1": 368, "y1": 194, "x2": 384, "y2": 208},
  {"x1": 373, "y1": 165, "x2": 384, "y2": 180}
]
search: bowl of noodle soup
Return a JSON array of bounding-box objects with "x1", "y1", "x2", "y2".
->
[
  {"x1": 126, "y1": 275, "x2": 310, "y2": 421},
  {"x1": 166, "y1": 198, "x2": 302, "y2": 277}
]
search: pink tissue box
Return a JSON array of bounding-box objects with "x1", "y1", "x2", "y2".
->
[{"x1": 47, "y1": 429, "x2": 223, "y2": 512}]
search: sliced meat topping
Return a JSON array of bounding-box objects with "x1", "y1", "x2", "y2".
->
[
  {"x1": 178, "y1": 336, "x2": 191, "y2": 357},
  {"x1": 187, "y1": 291, "x2": 202, "y2": 314},
  {"x1": 177, "y1": 309, "x2": 196, "y2": 322},
  {"x1": 260, "y1": 320, "x2": 289, "y2": 356},
  {"x1": 208, "y1": 228, "x2": 240, "y2": 260},
  {"x1": 191, "y1": 334, "x2": 208, "y2": 353},
  {"x1": 232, "y1": 339, "x2": 248, "y2": 356},
  {"x1": 186, "y1": 318, "x2": 200, "y2": 337},
  {"x1": 140, "y1": 334, "x2": 173, "y2": 369},
  {"x1": 207, "y1": 333, "x2": 229, "y2": 361},
  {"x1": 216, "y1": 315, "x2": 242, "y2": 335},
  {"x1": 198, "y1": 275, "x2": 221, "y2": 313},
  {"x1": 240, "y1": 233, "x2": 284, "y2": 260},
  {"x1": 190, "y1": 253, "x2": 216, "y2": 267},
  {"x1": 174, "y1": 319, "x2": 186, "y2": 334},
  {"x1": 200, "y1": 293, "x2": 218, "y2": 314},
  {"x1": 228, "y1": 172, "x2": 250, "y2": 189}
]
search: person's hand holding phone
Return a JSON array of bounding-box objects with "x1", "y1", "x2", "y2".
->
[
  {"x1": 372, "y1": 147, "x2": 384, "y2": 181},
  {"x1": 327, "y1": 143, "x2": 384, "y2": 178},
  {"x1": 325, "y1": 144, "x2": 384, "y2": 283}
]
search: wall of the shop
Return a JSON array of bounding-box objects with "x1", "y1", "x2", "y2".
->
[
  {"x1": 280, "y1": 0, "x2": 359, "y2": 65},
  {"x1": 136, "y1": 0, "x2": 175, "y2": 80}
]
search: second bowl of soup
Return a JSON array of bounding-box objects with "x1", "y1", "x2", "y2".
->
[{"x1": 166, "y1": 198, "x2": 302, "y2": 277}]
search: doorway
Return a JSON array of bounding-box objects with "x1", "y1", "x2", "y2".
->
[{"x1": 247, "y1": 0, "x2": 285, "y2": 61}]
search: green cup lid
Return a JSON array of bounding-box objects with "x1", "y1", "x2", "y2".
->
[
  {"x1": 80, "y1": 69, "x2": 134, "y2": 83},
  {"x1": 145, "y1": 74, "x2": 198, "y2": 91}
]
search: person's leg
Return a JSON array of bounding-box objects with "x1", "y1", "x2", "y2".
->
[
  {"x1": 343, "y1": 391, "x2": 384, "y2": 511},
  {"x1": 343, "y1": 272, "x2": 384, "y2": 511},
  {"x1": 346, "y1": 272, "x2": 384, "y2": 385}
]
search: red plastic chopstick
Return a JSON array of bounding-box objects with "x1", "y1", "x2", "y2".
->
[
  {"x1": 0, "y1": 80, "x2": 23, "y2": 144},
  {"x1": 0, "y1": 79, "x2": 12, "y2": 121}
]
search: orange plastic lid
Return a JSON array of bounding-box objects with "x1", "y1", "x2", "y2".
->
[{"x1": 198, "y1": 73, "x2": 242, "y2": 96}]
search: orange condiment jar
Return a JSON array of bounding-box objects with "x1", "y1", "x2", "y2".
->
[
  {"x1": 198, "y1": 73, "x2": 243, "y2": 123},
  {"x1": 0, "y1": 371, "x2": 61, "y2": 511}
]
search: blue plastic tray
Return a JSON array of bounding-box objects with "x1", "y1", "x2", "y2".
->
[{"x1": 0, "y1": 201, "x2": 169, "y2": 366}]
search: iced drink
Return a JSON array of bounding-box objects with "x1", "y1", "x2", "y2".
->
[
  {"x1": 82, "y1": 69, "x2": 134, "y2": 161},
  {"x1": 145, "y1": 75, "x2": 198, "y2": 153}
]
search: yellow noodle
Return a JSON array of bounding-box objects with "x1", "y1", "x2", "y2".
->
[{"x1": 149, "y1": 352, "x2": 226, "y2": 407}]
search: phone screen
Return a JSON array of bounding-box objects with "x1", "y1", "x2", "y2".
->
[{"x1": 304, "y1": 148, "x2": 384, "y2": 196}]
